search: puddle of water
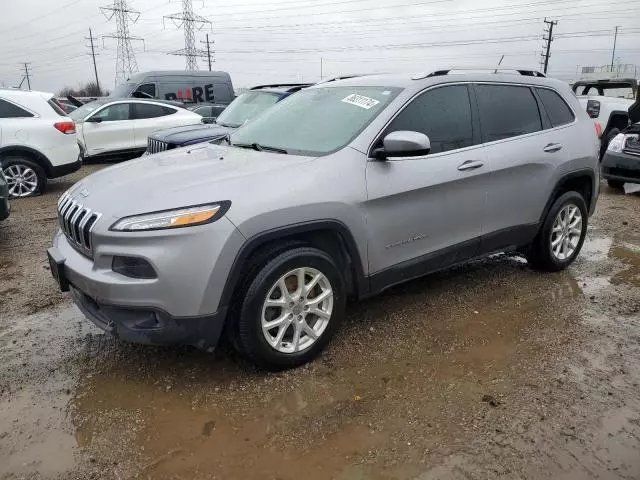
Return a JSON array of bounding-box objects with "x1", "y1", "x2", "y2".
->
[
  {"x1": 610, "y1": 244, "x2": 640, "y2": 287},
  {"x1": 0, "y1": 303, "x2": 97, "y2": 477},
  {"x1": 68, "y1": 259, "x2": 586, "y2": 479}
]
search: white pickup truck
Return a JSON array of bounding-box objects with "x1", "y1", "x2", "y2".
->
[{"x1": 572, "y1": 78, "x2": 637, "y2": 158}]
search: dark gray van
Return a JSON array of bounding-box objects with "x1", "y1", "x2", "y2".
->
[{"x1": 108, "y1": 71, "x2": 234, "y2": 105}]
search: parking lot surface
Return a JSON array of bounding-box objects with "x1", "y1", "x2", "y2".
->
[{"x1": 1, "y1": 165, "x2": 639, "y2": 480}]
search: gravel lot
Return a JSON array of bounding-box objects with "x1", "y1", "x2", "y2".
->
[{"x1": 1, "y1": 165, "x2": 639, "y2": 479}]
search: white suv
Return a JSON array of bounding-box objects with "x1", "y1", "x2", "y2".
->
[{"x1": 0, "y1": 89, "x2": 80, "y2": 197}]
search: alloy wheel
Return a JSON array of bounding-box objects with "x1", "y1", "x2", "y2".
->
[
  {"x1": 3, "y1": 164, "x2": 39, "y2": 198},
  {"x1": 261, "y1": 267, "x2": 334, "y2": 354},
  {"x1": 550, "y1": 203, "x2": 583, "y2": 261}
]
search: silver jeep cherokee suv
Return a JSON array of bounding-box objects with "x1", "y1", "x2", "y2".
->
[{"x1": 48, "y1": 69, "x2": 599, "y2": 370}]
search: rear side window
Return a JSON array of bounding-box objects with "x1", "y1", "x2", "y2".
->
[
  {"x1": 535, "y1": 88, "x2": 575, "y2": 127},
  {"x1": 134, "y1": 103, "x2": 175, "y2": 119},
  {"x1": 385, "y1": 85, "x2": 475, "y2": 154},
  {"x1": 475, "y1": 84, "x2": 542, "y2": 142},
  {"x1": 0, "y1": 98, "x2": 34, "y2": 118}
]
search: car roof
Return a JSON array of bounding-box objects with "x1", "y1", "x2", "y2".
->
[
  {"x1": 306, "y1": 69, "x2": 565, "y2": 94},
  {"x1": 0, "y1": 89, "x2": 53, "y2": 100}
]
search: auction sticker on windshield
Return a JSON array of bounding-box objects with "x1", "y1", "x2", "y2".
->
[{"x1": 341, "y1": 94, "x2": 380, "y2": 109}]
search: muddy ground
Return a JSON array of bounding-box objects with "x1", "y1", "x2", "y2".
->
[{"x1": 1, "y1": 166, "x2": 639, "y2": 480}]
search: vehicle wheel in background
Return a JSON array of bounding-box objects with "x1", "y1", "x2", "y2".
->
[
  {"x1": 526, "y1": 191, "x2": 588, "y2": 272},
  {"x1": 607, "y1": 179, "x2": 625, "y2": 190},
  {"x1": 234, "y1": 247, "x2": 346, "y2": 371},
  {"x1": 1, "y1": 156, "x2": 47, "y2": 198}
]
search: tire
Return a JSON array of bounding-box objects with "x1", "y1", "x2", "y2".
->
[
  {"x1": 527, "y1": 191, "x2": 588, "y2": 272},
  {"x1": 234, "y1": 246, "x2": 346, "y2": 371},
  {"x1": 607, "y1": 179, "x2": 625, "y2": 190},
  {"x1": 1, "y1": 156, "x2": 47, "y2": 198}
]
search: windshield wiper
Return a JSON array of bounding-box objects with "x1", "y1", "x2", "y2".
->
[{"x1": 231, "y1": 142, "x2": 288, "y2": 154}]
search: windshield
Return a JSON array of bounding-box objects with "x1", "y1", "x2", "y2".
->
[
  {"x1": 575, "y1": 84, "x2": 636, "y2": 99},
  {"x1": 216, "y1": 91, "x2": 281, "y2": 128},
  {"x1": 108, "y1": 82, "x2": 136, "y2": 98},
  {"x1": 69, "y1": 100, "x2": 108, "y2": 121},
  {"x1": 230, "y1": 86, "x2": 401, "y2": 155}
]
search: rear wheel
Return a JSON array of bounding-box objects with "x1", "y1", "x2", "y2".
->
[
  {"x1": 607, "y1": 179, "x2": 625, "y2": 190},
  {"x1": 234, "y1": 247, "x2": 346, "y2": 371},
  {"x1": 1, "y1": 156, "x2": 47, "y2": 198},
  {"x1": 527, "y1": 191, "x2": 588, "y2": 272}
]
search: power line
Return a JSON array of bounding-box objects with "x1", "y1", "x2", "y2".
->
[
  {"x1": 101, "y1": 0, "x2": 144, "y2": 85},
  {"x1": 163, "y1": 0, "x2": 211, "y2": 71}
]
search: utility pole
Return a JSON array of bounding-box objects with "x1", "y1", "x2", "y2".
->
[
  {"x1": 610, "y1": 26, "x2": 619, "y2": 72},
  {"x1": 540, "y1": 18, "x2": 557, "y2": 75},
  {"x1": 22, "y1": 63, "x2": 31, "y2": 90},
  {"x1": 164, "y1": 0, "x2": 211, "y2": 71},
  {"x1": 200, "y1": 33, "x2": 214, "y2": 71},
  {"x1": 87, "y1": 28, "x2": 101, "y2": 95},
  {"x1": 101, "y1": 0, "x2": 144, "y2": 86},
  {"x1": 320, "y1": 57, "x2": 323, "y2": 80}
]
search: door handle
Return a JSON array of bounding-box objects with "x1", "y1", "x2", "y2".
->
[
  {"x1": 543, "y1": 143, "x2": 563, "y2": 153},
  {"x1": 457, "y1": 160, "x2": 485, "y2": 171}
]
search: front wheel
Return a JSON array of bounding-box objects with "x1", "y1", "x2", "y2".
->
[
  {"x1": 527, "y1": 191, "x2": 588, "y2": 272},
  {"x1": 235, "y1": 247, "x2": 346, "y2": 371}
]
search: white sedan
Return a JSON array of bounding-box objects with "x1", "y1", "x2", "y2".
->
[{"x1": 70, "y1": 99, "x2": 202, "y2": 161}]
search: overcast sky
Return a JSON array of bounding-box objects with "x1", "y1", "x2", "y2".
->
[{"x1": 0, "y1": 0, "x2": 639, "y2": 93}]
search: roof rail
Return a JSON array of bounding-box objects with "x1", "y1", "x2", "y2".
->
[
  {"x1": 250, "y1": 83, "x2": 312, "y2": 91},
  {"x1": 316, "y1": 74, "x2": 369, "y2": 84},
  {"x1": 425, "y1": 67, "x2": 546, "y2": 78}
]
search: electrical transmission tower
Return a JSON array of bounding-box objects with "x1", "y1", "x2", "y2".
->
[
  {"x1": 164, "y1": 0, "x2": 211, "y2": 71},
  {"x1": 540, "y1": 18, "x2": 558, "y2": 74},
  {"x1": 101, "y1": 0, "x2": 144, "y2": 86}
]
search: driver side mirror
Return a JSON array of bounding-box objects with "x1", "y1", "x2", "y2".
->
[
  {"x1": 372, "y1": 131, "x2": 431, "y2": 160},
  {"x1": 85, "y1": 116, "x2": 103, "y2": 123}
]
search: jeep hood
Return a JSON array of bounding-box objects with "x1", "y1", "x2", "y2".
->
[
  {"x1": 149, "y1": 123, "x2": 233, "y2": 144},
  {"x1": 629, "y1": 99, "x2": 640, "y2": 124},
  {"x1": 66, "y1": 144, "x2": 313, "y2": 220}
]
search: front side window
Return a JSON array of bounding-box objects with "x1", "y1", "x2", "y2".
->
[
  {"x1": 536, "y1": 88, "x2": 575, "y2": 127},
  {"x1": 0, "y1": 98, "x2": 33, "y2": 118},
  {"x1": 475, "y1": 84, "x2": 542, "y2": 142},
  {"x1": 93, "y1": 103, "x2": 131, "y2": 122},
  {"x1": 136, "y1": 83, "x2": 156, "y2": 98},
  {"x1": 216, "y1": 91, "x2": 281, "y2": 128},
  {"x1": 384, "y1": 85, "x2": 475, "y2": 154},
  {"x1": 230, "y1": 86, "x2": 402, "y2": 156},
  {"x1": 134, "y1": 103, "x2": 174, "y2": 119}
]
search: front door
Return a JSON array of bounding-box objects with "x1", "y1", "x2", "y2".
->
[
  {"x1": 82, "y1": 103, "x2": 134, "y2": 157},
  {"x1": 365, "y1": 84, "x2": 488, "y2": 282}
]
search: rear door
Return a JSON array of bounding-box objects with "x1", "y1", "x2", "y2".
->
[
  {"x1": 82, "y1": 102, "x2": 135, "y2": 156},
  {"x1": 131, "y1": 103, "x2": 184, "y2": 148},
  {"x1": 476, "y1": 83, "x2": 571, "y2": 248}
]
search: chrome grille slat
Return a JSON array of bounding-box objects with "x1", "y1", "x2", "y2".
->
[
  {"x1": 56, "y1": 193, "x2": 102, "y2": 258},
  {"x1": 147, "y1": 138, "x2": 169, "y2": 154}
]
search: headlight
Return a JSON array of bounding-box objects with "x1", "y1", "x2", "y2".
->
[
  {"x1": 110, "y1": 202, "x2": 230, "y2": 232},
  {"x1": 607, "y1": 133, "x2": 626, "y2": 153}
]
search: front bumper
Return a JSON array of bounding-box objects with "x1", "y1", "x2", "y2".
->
[
  {"x1": 601, "y1": 151, "x2": 640, "y2": 184},
  {"x1": 70, "y1": 286, "x2": 226, "y2": 349},
  {"x1": 48, "y1": 214, "x2": 246, "y2": 347}
]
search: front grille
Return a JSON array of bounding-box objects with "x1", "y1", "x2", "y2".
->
[
  {"x1": 623, "y1": 138, "x2": 640, "y2": 157},
  {"x1": 147, "y1": 138, "x2": 169, "y2": 154},
  {"x1": 57, "y1": 194, "x2": 102, "y2": 257}
]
